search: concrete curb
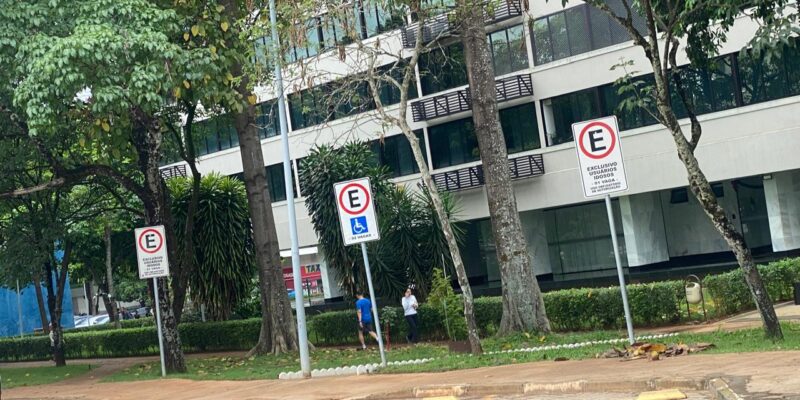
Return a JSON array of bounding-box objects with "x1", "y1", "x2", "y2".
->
[
  {"x1": 352, "y1": 377, "x2": 709, "y2": 399},
  {"x1": 708, "y1": 378, "x2": 745, "y2": 400}
]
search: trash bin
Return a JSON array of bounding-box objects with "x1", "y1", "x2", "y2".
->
[{"x1": 795, "y1": 282, "x2": 800, "y2": 305}]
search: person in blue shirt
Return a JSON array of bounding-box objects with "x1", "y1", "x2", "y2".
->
[{"x1": 355, "y1": 293, "x2": 378, "y2": 350}]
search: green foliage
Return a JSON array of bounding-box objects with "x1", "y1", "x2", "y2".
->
[
  {"x1": 0, "y1": 319, "x2": 262, "y2": 362},
  {"x1": 169, "y1": 174, "x2": 256, "y2": 321},
  {"x1": 298, "y1": 142, "x2": 460, "y2": 300},
  {"x1": 704, "y1": 258, "x2": 800, "y2": 315},
  {"x1": 427, "y1": 268, "x2": 467, "y2": 340}
]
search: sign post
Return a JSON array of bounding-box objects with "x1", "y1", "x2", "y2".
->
[
  {"x1": 334, "y1": 178, "x2": 386, "y2": 367},
  {"x1": 135, "y1": 225, "x2": 169, "y2": 377},
  {"x1": 572, "y1": 116, "x2": 635, "y2": 345}
]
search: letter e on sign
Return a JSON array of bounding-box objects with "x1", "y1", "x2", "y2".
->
[
  {"x1": 334, "y1": 178, "x2": 380, "y2": 246},
  {"x1": 572, "y1": 116, "x2": 628, "y2": 198},
  {"x1": 135, "y1": 225, "x2": 170, "y2": 279}
]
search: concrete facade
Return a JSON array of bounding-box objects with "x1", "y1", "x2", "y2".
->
[{"x1": 162, "y1": 1, "x2": 800, "y2": 297}]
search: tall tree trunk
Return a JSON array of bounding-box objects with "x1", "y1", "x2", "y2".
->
[
  {"x1": 44, "y1": 240, "x2": 71, "y2": 368},
  {"x1": 360, "y1": 2, "x2": 483, "y2": 353},
  {"x1": 222, "y1": 0, "x2": 299, "y2": 356},
  {"x1": 610, "y1": 0, "x2": 782, "y2": 339},
  {"x1": 32, "y1": 274, "x2": 50, "y2": 335},
  {"x1": 457, "y1": 0, "x2": 550, "y2": 334},
  {"x1": 105, "y1": 224, "x2": 120, "y2": 328},
  {"x1": 131, "y1": 109, "x2": 188, "y2": 372}
]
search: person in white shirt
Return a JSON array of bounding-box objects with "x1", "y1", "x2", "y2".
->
[{"x1": 401, "y1": 287, "x2": 419, "y2": 343}]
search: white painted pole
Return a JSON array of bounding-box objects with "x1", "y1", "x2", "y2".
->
[
  {"x1": 17, "y1": 279, "x2": 23, "y2": 337},
  {"x1": 269, "y1": 0, "x2": 311, "y2": 378},
  {"x1": 153, "y1": 278, "x2": 167, "y2": 377},
  {"x1": 605, "y1": 195, "x2": 635, "y2": 344},
  {"x1": 360, "y1": 243, "x2": 387, "y2": 367}
]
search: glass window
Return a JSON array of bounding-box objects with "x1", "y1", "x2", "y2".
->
[
  {"x1": 783, "y1": 44, "x2": 800, "y2": 96},
  {"x1": 499, "y1": 103, "x2": 540, "y2": 153},
  {"x1": 547, "y1": 88, "x2": 601, "y2": 145},
  {"x1": 419, "y1": 43, "x2": 468, "y2": 95},
  {"x1": 531, "y1": 4, "x2": 647, "y2": 66},
  {"x1": 707, "y1": 57, "x2": 738, "y2": 112},
  {"x1": 257, "y1": 100, "x2": 279, "y2": 139},
  {"x1": 266, "y1": 163, "x2": 294, "y2": 202},
  {"x1": 565, "y1": 6, "x2": 591, "y2": 55},
  {"x1": 545, "y1": 200, "x2": 627, "y2": 276},
  {"x1": 372, "y1": 131, "x2": 427, "y2": 177},
  {"x1": 588, "y1": 7, "x2": 613, "y2": 49},
  {"x1": 490, "y1": 29, "x2": 511, "y2": 76},
  {"x1": 506, "y1": 24, "x2": 529, "y2": 73},
  {"x1": 532, "y1": 18, "x2": 553, "y2": 65},
  {"x1": 548, "y1": 13, "x2": 570, "y2": 61},
  {"x1": 428, "y1": 118, "x2": 479, "y2": 169},
  {"x1": 489, "y1": 25, "x2": 528, "y2": 76},
  {"x1": 303, "y1": 19, "x2": 321, "y2": 59},
  {"x1": 738, "y1": 50, "x2": 787, "y2": 105}
]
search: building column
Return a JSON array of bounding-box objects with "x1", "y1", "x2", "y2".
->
[
  {"x1": 620, "y1": 192, "x2": 670, "y2": 267},
  {"x1": 764, "y1": 170, "x2": 800, "y2": 251},
  {"x1": 520, "y1": 210, "x2": 553, "y2": 275},
  {"x1": 319, "y1": 257, "x2": 344, "y2": 300}
]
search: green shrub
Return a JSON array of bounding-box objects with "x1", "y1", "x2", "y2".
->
[
  {"x1": 704, "y1": 258, "x2": 800, "y2": 315},
  {"x1": 0, "y1": 319, "x2": 262, "y2": 362}
]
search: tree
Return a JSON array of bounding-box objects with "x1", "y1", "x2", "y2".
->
[
  {"x1": 3, "y1": 0, "x2": 208, "y2": 371},
  {"x1": 576, "y1": 0, "x2": 789, "y2": 339},
  {"x1": 299, "y1": 142, "x2": 462, "y2": 300},
  {"x1": 455, "y1": 0, "x2": 550, "y2": 334},
  {"x1": 169, "y1": 174, "x2": 257, "y2": 321},
  {"x1": 214, "y1": 0, "x2": 300, "y2": 356},
  {"x1": 285, "y1": 0, "x2": 484, "y2": 353}
]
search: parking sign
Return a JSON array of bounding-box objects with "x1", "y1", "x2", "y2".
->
[{"x1": 334, "y1": 178, "x2": 380, "y2": 245}]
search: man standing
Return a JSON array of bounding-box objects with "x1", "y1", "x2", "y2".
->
[{"x1": 356, "y1": 293, "x2": 378, "y2": 350}]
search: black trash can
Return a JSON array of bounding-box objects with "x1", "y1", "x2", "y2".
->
[{"x1": 795, "y1": 282, "x2": 800, "y2": 305}]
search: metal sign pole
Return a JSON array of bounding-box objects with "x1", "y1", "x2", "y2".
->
[
  {"x1": 269, "y1": 0, "x2": 310, "y2": 378},
  {"x1": 605, "y1": 195, "x2": 635, "y2": 344},
  {"x1": 17, "y1": 279, "x2": 23, "y2": 337},
  {"x1": 153, "y1": 278, "x2": 167, "y2": 377},
  {"x1": 360, "y1": 242, "x2": 387, "y2": 367}
]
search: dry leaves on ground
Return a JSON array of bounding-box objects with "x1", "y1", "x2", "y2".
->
[{"x1": 598, "y1": 342, "x2": 714, "y2": 361}]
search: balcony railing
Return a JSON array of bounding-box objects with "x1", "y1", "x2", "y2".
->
[
  {"x1": 431, "y1": 153, "x2": 544, "y2": 192},
  {"x1": 401, "y1": 0, "x2": 526, "y2": 48},
  {"x1": 160, "y1": 164, "x2": 187, "y2": 180},
  {"x1": 411, "y1": 73, "x2": 533, "y2": 122}
]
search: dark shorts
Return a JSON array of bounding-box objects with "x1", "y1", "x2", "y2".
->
[{"x1": 359, "y1": 321, "x2": 375, "y2": 334}]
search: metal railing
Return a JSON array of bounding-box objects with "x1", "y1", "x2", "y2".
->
[
  {"x1": 401, "y1": 0, "x2": 526, "y2": 48},
  {"x1": 410, "y1": 73, "x2": 533, "y2": 122},
  {"x1": 431, "y1": 153, "x2": 544, "y2": 192},
  {"x1": 160, "y1": 164, "x2": 187, "y2": 180}
]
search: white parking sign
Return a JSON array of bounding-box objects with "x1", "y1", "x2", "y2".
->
[
  {"x1": 572, "y1": 116, "x2": 628, "y2": 197},
  {"x1": 334, "y1": 178, "x2": 380, "y2": 246}
]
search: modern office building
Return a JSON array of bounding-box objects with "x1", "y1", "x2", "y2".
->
[{"x1": 161, "y1": 0, "x2": 800, "y2": 300}]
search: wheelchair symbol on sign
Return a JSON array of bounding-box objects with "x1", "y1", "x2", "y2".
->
[{"x1": 350, "y1": 216, "x2": 369, "y2": 235}]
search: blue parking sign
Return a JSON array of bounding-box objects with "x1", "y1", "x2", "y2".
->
[{"x1": 350, "y1": 216, "x2": 369, "y2": 235}]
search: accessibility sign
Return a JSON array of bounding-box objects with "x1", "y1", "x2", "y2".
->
[
  {"x1": 334, "y1": 178, "x2": 380, "y2": 246},
  {"x1": 135, "y1": 225, "x2": 170, "y2": 279},
  {"x1": 572, "y1": 116, "x2": 628, "y2": 197}
]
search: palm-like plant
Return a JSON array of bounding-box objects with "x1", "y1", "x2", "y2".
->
[
  {"x1": 299, "y1": 141, "x2": 461, "y2": 301},
  {"x1": 169, "y1": 174, "x2": 256, "y2": 320}
]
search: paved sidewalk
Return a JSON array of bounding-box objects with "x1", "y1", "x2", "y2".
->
[{"x1": 5, "y1": 351, "x2": 800, "y2": 400}]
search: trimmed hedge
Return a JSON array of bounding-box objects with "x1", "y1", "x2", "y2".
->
[
  {"x1": 704, "y1": 258, "x2": 800, "y2": 315},
  {"x1": 3, "y1": 258, "x2": 797, "y2": 360},
  {"x1": 0, "y1": 319, "x2": 261, "y2": 362},
  {"x1": 307, "y1": 281, "x2": 684, "y2": 345}
]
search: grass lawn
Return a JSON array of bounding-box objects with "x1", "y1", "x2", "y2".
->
[
  {"x1": 0, "y1": 365, "x2": 93, "y2": 389},
  {"x1": 105, "y1": 323, "x2": 800, "y2": 382}
]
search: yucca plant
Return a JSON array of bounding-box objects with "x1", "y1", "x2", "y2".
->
[{"x1": 169, "y1": 174, "x2": 256, "y2": 321}]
